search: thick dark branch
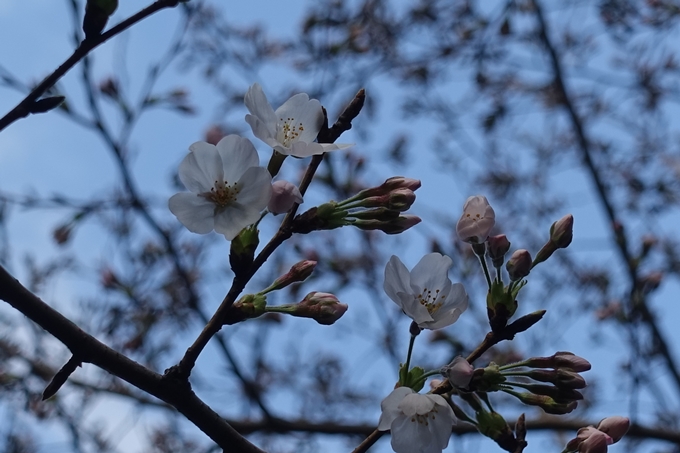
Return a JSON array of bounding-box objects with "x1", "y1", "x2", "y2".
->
[
  {"x1": 531, "y1": 0, "x2": 680, "y2": 395},
  {"x1": 0, "y1": 264, "x2": 264, "y2": 453},
  {"x1": 0, "y1": 0, "x2": 181, "y2": 132}
]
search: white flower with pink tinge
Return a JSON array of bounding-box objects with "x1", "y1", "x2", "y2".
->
[
  {"x1": 456, "y1": 195, "x2": 496, "y2": 243},
  {"x1": 378, "y1": 387, "x2": 455, "y2": 453},
  {"x1": 384, "y1": 253, "x2": 468, "y2": 330},
  {"x1": 244, "y1": 83, "x2": 352, "y2": 157},
  {"x1": 168, "y1": 135, "x2": 272, "y2": 240}
]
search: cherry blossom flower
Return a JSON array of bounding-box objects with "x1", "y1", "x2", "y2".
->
[
  {"x1": 378, "y1": 387, "x2": 455, "y2": 453},
  {"x1": 383, "y1": 253, "x2": 468, "y2": 330},
  {"x1": 244, "y1": 83, "x2": 352, "y2": 157},
  {"x1": 168, "y1": 135, "x2": 272, "y2": 240},
  {"x1": 456, "y1": 195, "x2": 496, "y2": 243},
  {"x1": 268, "y1": 180, "x2": 303, "y2": 214}
]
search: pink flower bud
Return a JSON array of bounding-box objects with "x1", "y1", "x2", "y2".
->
[
  {"x1": 596, "y1": 416, "x2": 630, "y2": 443},
  {"x1": 355, "y1": 177, "x2": 421, "y2": 199},
  {"x1": 354, "y1": 215, "x2": 421, "y2": 234},
  {"x1": 268, "y1": 180, "x2": 304, "y2": 215},
  {"x1": 205, "y1": 125, "x2": 226, "y2": 145},
  {"x1": 550, "y1": 214, "x2": 573, "y2": 249},
  {"x1": 487, "y1": 234, "x2": 511, "y2": 263},
  {"x1": 526, "y1": 369, "x2": 586, "y2": 389},
  {"x1": 272, "y1": 260, "x2": 317, "y2": 290},
  {"x1": 299, "y1": 292, "x2": 348, "y2": 325},
  {"x1": 456, "y1": 195, "x2": 495, "y2": 243},
  {"x1": 506, "y1": 249, "x2": 532, "y2": 281},
  {"x1": 441, "y1": 356, "x2": 475, "y2": 388},
  {"x1": 567, "y1": 427, "x2": 611, "y2": 453},
  {"x1": 525, "y1": 351, "x2": 591, "y2": 372}
]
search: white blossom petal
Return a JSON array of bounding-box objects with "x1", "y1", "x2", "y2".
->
[
  {"x1": 216, "y1": 135, "x2": 260, "y2": 184},
  {"x1": 384, "y1": 256, "x2": 413, "y2": 305},
  {"x1": 274, "y1": 93, "x2": 324, "y2": 143},
  {"x1": 245, "y1": 114, "x2": 278, "y2": 145},
  {"x1": 180, "y1": 142, "x2": 224, "y2": 194},
  {"x1": 236, "y1": 167, "x2": 273, "y2": 209},
  {"x1": 398, "y1": 393, "x2": 435, "y2": 417},
  {"x1": 213, "y1": 203, "x2": 260, "y2": 240},
  {"x1": 390, "y1": 414, "x2": 434, "y2": 453},
  {"x1": 409, "y1": 253, "x2": 453, "y2": 295},
  {"x1": 378, "y1": 387, "x2": 414, "y2": 431},
  {"x1": 244, "y1": 83, "x2": 278, "y2": 129},
  {"x1": 168, "y1": 193, "x2": 215, "y2": 234}
]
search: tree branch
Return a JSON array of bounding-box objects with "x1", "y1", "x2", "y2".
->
[
  {"x1": 0, "y1": 264, "x2": 265, "y2": 453},
  {"x1": 0, "y1": 0, "x2": 182, "y2": 133}
]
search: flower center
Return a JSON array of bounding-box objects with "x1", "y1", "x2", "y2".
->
[
  {"x1": 276, "y1": 117, "x2": 305, "y2": 147},
  {"x1": 465, "y1": 211, "x2": 485, "y2": 222},
  {"x1": 200, "y1": 180, "x2": 240, "y2": 207},
  {"x1": 417, "y1": 287, "x2": 446, "y2": 314},
  {"x1": 409, "y1": 407, "x2": 439, "y2": 426}
]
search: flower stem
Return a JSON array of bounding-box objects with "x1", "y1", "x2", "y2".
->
[
  {"x1": 498, "y1": 360, "x2": 529, "y2": 371},
  {"x1": 477, "y1": 254, "x2": 493, "y2": 289},
  {"x1": 412, "y1": 369, "x2": 443, "y2": 388},
  {"x1": 404, "y1": 331, "x2": 418, "y2": 374}
]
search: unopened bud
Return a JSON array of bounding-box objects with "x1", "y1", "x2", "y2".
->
[
  {"x1": 297, "y1": 292, "x2": 348, "y2": 325},
  {"x1": 596, "y1": 416, "x2": 630, "y2": 443},
  {"x1": 456, "y1": 195, "x2": 496, "y2": 244},
  {"x1": 506, "y1": 249, "x2": 531, "y2": 281},
  {"x1": 351, "y1": 207, "x2": 400, "y2": 221},
  {"x1": 83, "y1": 0, "x2": 119, "y2": 38},
  {"x1": 205, "y1": 124, "x2": 226, "y2": 145},
  {"x1": 566, "y1": 427, "x2": 611, "y2": 453},
  {"x1": 441, "y1": 356, "x2": 475, "y2": 389},
  {"x1": 265, "y1": 292, "x2": 348, "y2": 325},
  {"x1": 550, "y1": 214, "x2": 574, "y2": 249},
  {"x1": 525, "y1": 369, "x2": 586, "y2": 389},
  {"x1": 357, "y1": 176, "x2": 421, "y2": 199},
  {"x1": 524, "y1": 351, "x2": 591, "y2": 372},
  {"x1": 270, "y1": 260, "x2": 317, "y2": 291},
  {"x1": 518, "y1": 383, "x2": 583, "y2": 403},
  {"x1": 99, "y1": 78, "x2": 119, "y2": 98},
  {"x1": 354, "y1": 215, "x2": 421, "y2": 234},
  {"x1": 487, "y1": 234, "x2": 511, "y2": 267},
  {"x1": 268, "y1": 180, "x2": 304, "y2": 215},
  {"x1": 53, "y1": 224, "x2": 73, "y2": 245},
  {"x1": 511, "y1": 392, "x2": 578, "y2": 414}
]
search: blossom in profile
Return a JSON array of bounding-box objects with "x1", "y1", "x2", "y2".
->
[
  {"x1": 378, "y1": 387, "x2": 455, "y2": 453},
  {"x1": 456, "y1": 195, "x2": 495, "y2": 243},
  {"x1": 169, "y1": 135, "x2": 272, "y2": 240},
  {"x1": 383, "y1": 253, "x2": 468, "y2": 330},
  {"x1": 244, "y1": 83, "x2": 352, "y2": 157},
  {"x1": 268, "y1": 180, "x2": 303, "y2": 214}
]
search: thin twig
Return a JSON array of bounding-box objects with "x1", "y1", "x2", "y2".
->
[{"x1": 0, "y1": 0, "x2": 182, "y2": 132}]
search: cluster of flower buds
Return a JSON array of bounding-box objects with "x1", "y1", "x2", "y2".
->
[
  {"x1": 458, "y1": 352, "x2": 590, "y2": 415},
  {"x1": 455, "y1": 195, "x2": 575, "y2": 333},
  {"x1": 292, "y1": 177, "x2": 421, "y2": 235},
  {"x1": 565, "y1": 416, "x2": 630, "y2": 453}
]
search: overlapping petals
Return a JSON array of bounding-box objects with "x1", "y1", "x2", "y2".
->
[
  {"x1": 244, "y1": 83, "x2": 352, "y2": 157},
  {"x1": 378, "y1": 387, "x2": 455, "y2": 453},
  {"x1": 169, "y1": 135, "x2": 272, "y2": 240},
  {"x1": 384, "y1": 253, "x2": 469, "y2": 330}
]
